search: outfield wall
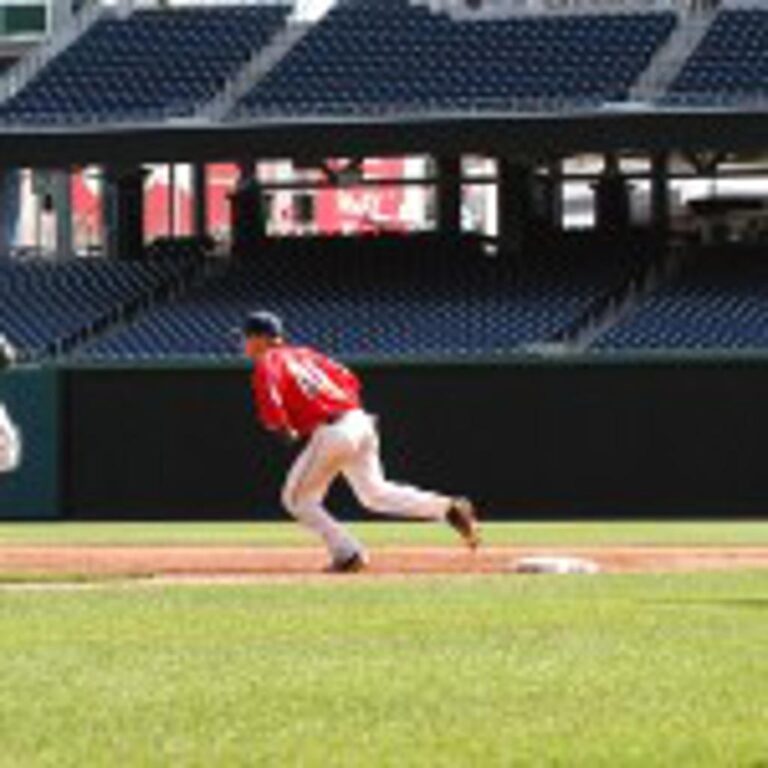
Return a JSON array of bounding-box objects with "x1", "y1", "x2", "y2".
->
[
  {"x1": 0, "y1": 367, "x2": 60, "y2": 519},
  {"x1": 60, "y1": 358, "x2": 768, "y2": 520}
]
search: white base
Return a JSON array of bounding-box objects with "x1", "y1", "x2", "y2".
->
[{"x1": 515, "y1": 556, "x2": 600, "y2": 574}]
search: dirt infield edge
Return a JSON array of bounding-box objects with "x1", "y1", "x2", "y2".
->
[{"x1": 1, "y1": 545, "x2": 768, "y2": 581}]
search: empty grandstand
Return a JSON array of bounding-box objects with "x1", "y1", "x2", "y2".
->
[
  {"x1": 233, "y1": 0, "x2": 678, "y2": 117},
  {"x1": 0, "y1": 2, "x2": 290, "y2": 123},
  {"x1": 669, "y1": 8, "x2": 768, "y2": 105},
  {"x1": 0, "y1": 0, "x2": 767, "y2": 364},
  {"x1": 592, "y1": 249, "x2": 768, "y2": 351},
  {"x1": 0, "y1": 251, "x2": 200, "y2": 358},
  {"x1": 76, "y1": 235, "x2": 645, "y2": 360},
  {"x1": 2, "y1": 0, "x2": 767, "y2": 126}
]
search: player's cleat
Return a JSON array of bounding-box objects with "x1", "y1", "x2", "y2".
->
[
  {"x1": 446, "y1": 497, "x2": 481, "y2": 550},
  {"x1": 325, "y1": 551, "x2": 369, "y2": 574}
]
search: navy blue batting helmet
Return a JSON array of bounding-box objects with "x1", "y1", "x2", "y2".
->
[{"x1": 242, "y1": 310, "x2": 284, "y2": 339}]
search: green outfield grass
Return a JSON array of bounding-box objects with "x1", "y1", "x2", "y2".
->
[
  {"x1": 1, "y1": 572, "x2": 767, "y2": 767},
  {"x1": 1, "y1": 520, "x2": 768, "y2": 547},
  {"x1": 1, "y1": 522, "x2": 767, "y2": 766}
]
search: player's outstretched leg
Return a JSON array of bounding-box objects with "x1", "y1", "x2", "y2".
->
[{"x1": 340, "y1": 413, "x2": 482, "y2": 550}]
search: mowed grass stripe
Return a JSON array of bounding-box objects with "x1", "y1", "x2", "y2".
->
[
  {"x1": 2, "y1": 521, "x2": 768, "y2": 547},
  {"x1": 0, "y1": 573, "x2": 767, "y2": 767}
]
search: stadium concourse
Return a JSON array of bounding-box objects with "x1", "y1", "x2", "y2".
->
[{"x1": 2, "y1": 0, "x2": 768, "y2": 522}]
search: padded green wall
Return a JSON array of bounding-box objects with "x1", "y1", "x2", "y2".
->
[{"x1": 0, "y1": 367, "x2": 60, "y2": 519}]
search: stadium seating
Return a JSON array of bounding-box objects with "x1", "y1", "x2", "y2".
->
[
  {"x1": 669, "y1": 9, "x2": 768, "y2": 102},
  {"x1": 592, "y1": 251, "x2": 768, "y2": 350},
  {"x1": 7, "y1": 1, "x2": 768, "y2": 121},
  {"x1": 0, "y1": 256, "x2": 195, "y2": 357},
  {"x1": 234, "y1": 0, "x2": 677, "y2": 116},
  {"x1": 80, "y1": 235, "x2": 639, "y2": 360},
  {"x1": 0, "y1": 4, "x2": 289, "y2": 124}
]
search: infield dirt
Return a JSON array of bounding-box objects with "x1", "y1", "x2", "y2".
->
[{"x1": 1, "y1": 545, "x2": 768, "y2": 580}]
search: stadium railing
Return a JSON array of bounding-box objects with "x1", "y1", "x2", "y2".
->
[
  {"x1": 443, "y1": 0, "x2": 683, "y2": 17},
  {"x1": 0, "y1": 104, "x2": 210, "y2": 128},
  {"x1": 0, "y1": 90, "x2": 766, "y2": 129}
]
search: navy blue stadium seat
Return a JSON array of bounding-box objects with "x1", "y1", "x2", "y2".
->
[
  {"x1": 0, "y1": 4, "x2": 289, "y2": 124},
  {"x1": 233, "y1": 0, "x2": 676, "y2": 117},
  {"x1": 669, "y1": 10, "x2": 768, "y2": 102},
  {"x1": 79, "y1": 236, "x2": 637, "y2": 360},
  {"x1": 0, "y1": 255, "x2": 194, "y2": 357},
  {"x1": 592, "y1": 251, "x2": 768, "y2": 351}
]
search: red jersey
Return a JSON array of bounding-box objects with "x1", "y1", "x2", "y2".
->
[{"x1": 252, "y1": 345, "x2": 362, "y2": 437}]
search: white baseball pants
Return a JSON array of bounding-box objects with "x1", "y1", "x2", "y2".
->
[
  {"x1": 281, "y1": 409, "x2": 451, "y2": 562},
  {"x1": 0, "y1": 403, "x2": 21, "y2": 473}
]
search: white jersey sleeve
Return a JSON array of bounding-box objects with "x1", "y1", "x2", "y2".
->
[{"x1": 0, "y1": 403, "x2": 22, "y2": 473}]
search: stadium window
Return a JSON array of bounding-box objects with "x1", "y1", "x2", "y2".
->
[
  {"x1": 462, "y1": 185, "x2": 498, "y2": 238},
  {"x1": 629, "y1": 181, "x2": 651, "y2": 228},
  {"x1": 562, "y1": 181, "x2": 595, "y2": 230}
]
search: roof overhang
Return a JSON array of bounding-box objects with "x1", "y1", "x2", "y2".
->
[{"x1": 0, "y1": 106, "x2": 766, "y2": 167}]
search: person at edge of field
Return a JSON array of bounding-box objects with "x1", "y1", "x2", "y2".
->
[
  {"x1": 0, "y1": 334, "x2": 21, "y2": 473},
  {"x1": 241, "y1": 310, "x2": 481, "y2": 573},
  {"x1": 0, "y1": 335, "x2": 15, "y2": 371}
]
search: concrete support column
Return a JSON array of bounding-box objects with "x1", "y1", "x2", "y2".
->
[
  {"x1": 52, "y1": 171, "x2": 73, "y2": 260},
  {"x1": 50, "y1": 0, "x2": 75, "y2": 33},
  {"x1": 192, "y1": 163, "x2": 208, "y2": 240},
  {"x1": 230, "y1": 159, "x2": 266, "y2": 260},
  {"x1": 102, "y1": 169, "x2": 115, "y2": 259},
  {"x1": 168, "y1": 163, "x2": 177, "y2": 238},
  {"x1": 498, "y1": 159, "x2": 534, "y2": 255},
  {"x1": 435, "y1": 155, "x2": 462, "y2": 238},
  {"x1": 595, "y1": 155, "x2": 630, "y2": 236},
  {"x1": 650, "y1": 151, "x2": 671, "y2": 242},
  {"x1": 104, "y1": 166, "x2": 145, "y2": 261},
  {"x1": 0, "y1": 170, "x2": 20, "y2": 257},
  {"x1": 538, "y1": 159, "x2": 563, "y2": 232}
]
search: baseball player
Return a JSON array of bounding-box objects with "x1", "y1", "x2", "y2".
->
[
  {"x1": 0, "y1": 335, "x2": 21, "y2": 474},
  {"x1": 242, "y1": 310, "x2": 480, "y2": 572}
]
